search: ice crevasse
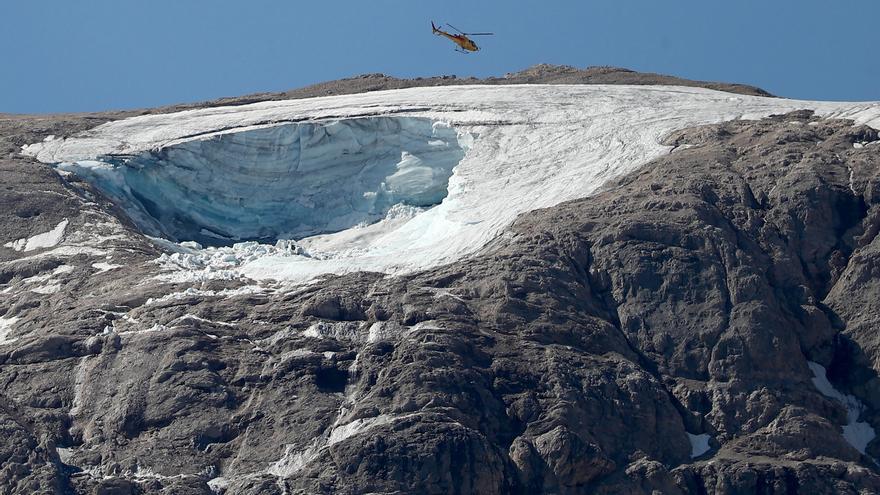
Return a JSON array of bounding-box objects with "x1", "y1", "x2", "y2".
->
[{"x1": 23, "y1": 84, "x2": 880, "y2": 283}]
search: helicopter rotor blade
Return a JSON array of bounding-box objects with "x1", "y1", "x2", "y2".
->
[
  {"x1": 444, "y1": 23, "x2": 493, "y2": 37},
  {"x1": 445, "y1": 23, "x2": 466, "y2": 35}
]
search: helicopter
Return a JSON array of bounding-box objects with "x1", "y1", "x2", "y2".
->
[{"x1": 431, "y1": 21, "x2": 493, "y2": 53}]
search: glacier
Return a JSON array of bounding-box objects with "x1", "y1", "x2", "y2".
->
[
  {"x1": 54, "y1": 118, "x2": 467, "y2": 246},
  {"x1": 23, "y1": 84, "x2": 880, "y2": 283}
]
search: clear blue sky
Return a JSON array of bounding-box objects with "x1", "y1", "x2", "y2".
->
[{"x1": 3, "y1": 1, "x2": 878, "y2": 113}]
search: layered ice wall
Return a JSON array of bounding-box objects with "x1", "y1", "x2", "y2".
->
[
  {"x1": 57, "y1": 118, "x2": 467, "y2": 246},
  {"x1": 24, "y1": 85, "x2": 880, "y2": 283}
]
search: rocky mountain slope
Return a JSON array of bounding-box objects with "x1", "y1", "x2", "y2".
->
[{"x1": 2, "y1": 66, "x2": 880, "y2": 494}]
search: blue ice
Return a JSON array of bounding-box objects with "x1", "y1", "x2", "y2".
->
[{"x1": 58, "y1": 117, "x2": 468, "y2": 246}]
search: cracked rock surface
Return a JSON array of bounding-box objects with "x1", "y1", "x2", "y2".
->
[{"x1": 2, "y1": 67, "x2": 880, "y2": 494}]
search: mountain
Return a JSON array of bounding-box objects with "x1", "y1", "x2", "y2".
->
[{"x1": 2, "y1": 65, "x2": 880, "y2": 494}]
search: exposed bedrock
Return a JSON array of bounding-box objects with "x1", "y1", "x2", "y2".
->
[
  {"x1": 59, "y1": 117, "x2": 467, "y2": 246},
  {"x1": 3, "y1": 104, "x2": 880, "y2": 493}
]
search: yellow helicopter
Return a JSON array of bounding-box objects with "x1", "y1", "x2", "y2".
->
[{"x1": 432, "y1": 21, "x2": 493, "y2": 53}]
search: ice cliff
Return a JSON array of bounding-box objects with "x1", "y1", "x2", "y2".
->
[
  {"x1": 55, "y1": 118, "x2": 467, "y2": 246},
  {"x1": 24, "y1": 85, "x2": 880, "y2": 283}
]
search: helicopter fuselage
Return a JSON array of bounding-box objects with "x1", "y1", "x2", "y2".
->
[{"x1": 436, "y1": 30, "x2": 479, "y2": 52}]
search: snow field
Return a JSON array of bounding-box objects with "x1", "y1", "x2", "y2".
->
[{"x1": 22, "y1": 85, "x2": 880, "y2": 283}]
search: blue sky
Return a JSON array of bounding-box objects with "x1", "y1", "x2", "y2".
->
[{"x1": 2, "y1": 1, "x2": 878, "y2": 113}]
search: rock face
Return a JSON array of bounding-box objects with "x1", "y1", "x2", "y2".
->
[{"x1": 2, "y1": 67, "x2": 880, "y2": 494}]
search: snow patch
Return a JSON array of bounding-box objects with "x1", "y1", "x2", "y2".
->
[
  {"x1": 367, "y1": 320, "x2": 409, "y2": 343},
  {"x1": 266, "y1": 440, "x2": 320, "y2": 478},
  {"x1": 327, "y1": 414, "x2": 397, "y2": 446},
  {"x1": 808, "y1": 361, "x2": 877, "y2": 454},
  {"x1": 31, "y1": 283, "x2": 61, "y2": 294},
  {"x1": 56, "y1": 447, "x2": 75, "y2": 464},
  {"x1": 19, "y1": 265, "x2": 67, "y2": 285},
  {"x1": 207, "y1": 477, "x2": 230, "y2": 493},
  {"x1": 0, "y1": 315, "x2": 21, "y2": 345},
  {"x1": 92, "y1": 262, "x2": 122, "y2": 273},
  {"x1": 4, "y1": 219, "x2": 68, "y2": 252},
  {"x1": 687, "y1": 433, "x2": 711, "y2": 458},
  {"x1": 16, "y1": 264, "x2": 74, "y2": 294},
  {"x1": 3, "y1": 246, "x2": 107, "y2": 268},
  {"x1": 118, "y1": 323, "x2": 168, "y2": 336},
  {"x1": 53, "y1": 265, "x2": 75, "y2": 275}
]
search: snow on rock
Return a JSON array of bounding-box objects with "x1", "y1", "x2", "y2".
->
[
  {"x1": 31, "y1": 283, "x2": 62, "y2": 294},
  {"x1": 0, "y1": 315, "x2": 21, "y2": 346},
  {"x1": 267, "y1": 413, "x2": 415, "y2": 478},
  {"x1": 687, "y1": 433, "x2": 712, "y2": 458},
  {"x1": 4, "y1": 218, "x2": 68, "y2": 252},
  {"x1": 19, "y1": 264, "x2": 73, "y2": 286},
  {"x1": 117, "y1": 323, "x2": 169, "y2": 337},
  {"x1": 206, "y1": 477, "x2": 230, "y2": 493},
  {"x1": 327, "y1": 414, "x2": 398, "y2": 446},
  {"x1": 303, "y1": 321, "x2": 363, "y2": 342},
  {"x1": 68, "y1": 356, "x2": 92, "y2": 418},
  {"x1": 56, "y1": 447, "x2": 75, "y2": 464},
  {"x1": 92, "y1": 262, "x2": 123, "y2": 273},
  {"x1": 301, "y1": 319, "x2": 436, "y2": 345},
  {"x1": 16, "y1": 264, "x2": 75, "y2": 294},
  {"x1": 171, "y1": 314, "x2": 236, "y2": 330},
  {"x1": 23, "y1": 85, "x2": 880, "y2": 284},
  {"x1": 367, "y1": 320, "x2": 409, "y2": 343},
  {"x1": 266, "y1": 441, "x2": 320, "y2": 478},
  {"x1": 11, "y1": 246, "x2": 107, "y2": 262},
  {"x1": 808, "y1": 361, "x2": 877, "y2": 454},
  {"x1": 144, "y1": 285, "x2": 268, "y2": 306}
]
